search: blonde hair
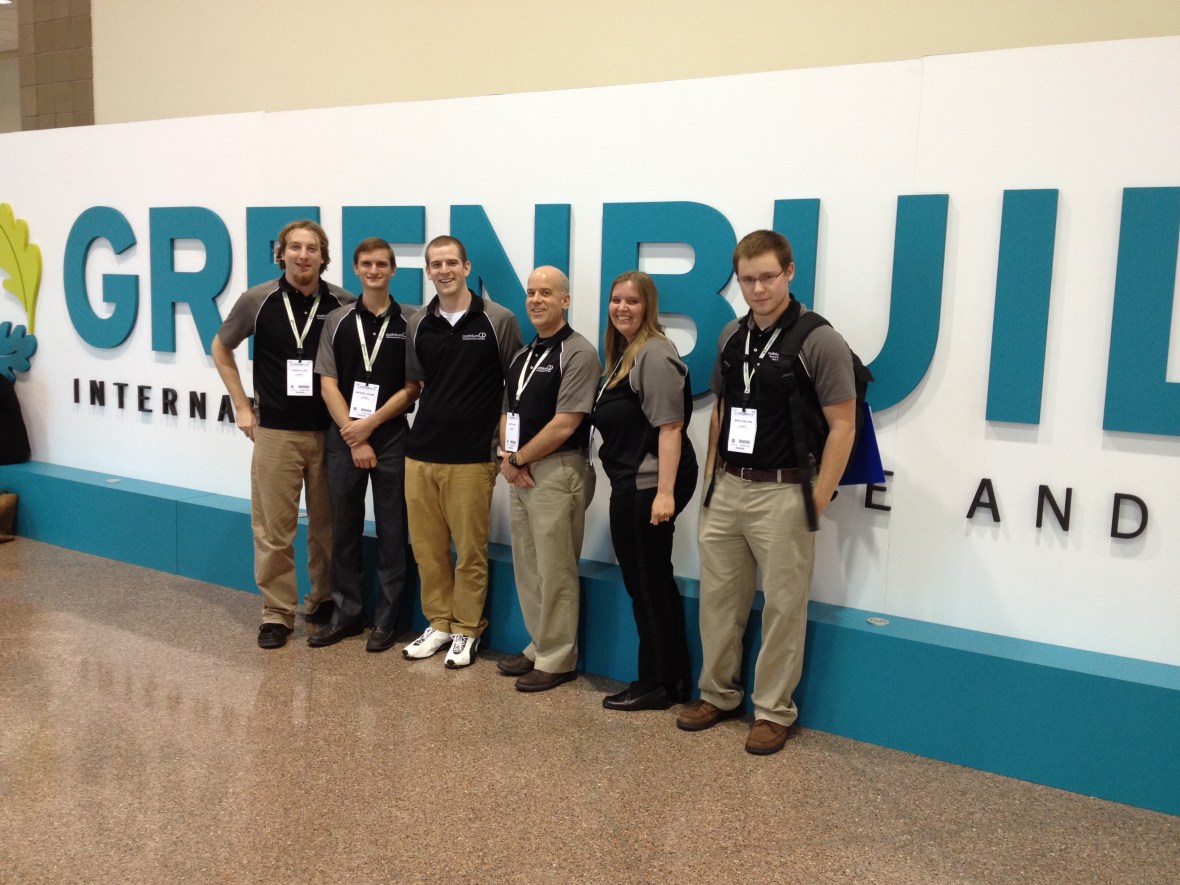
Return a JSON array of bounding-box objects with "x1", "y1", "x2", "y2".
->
[{"x1": 603, "y1": 271, "x2": 667, "y2": 389}]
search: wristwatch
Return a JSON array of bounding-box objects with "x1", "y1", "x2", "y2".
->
[{"x1": 508, "y1": 453, "x2": 523, "y2": 468}]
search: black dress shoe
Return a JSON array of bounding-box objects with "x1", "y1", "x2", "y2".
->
[
  {"x1": 307, "y1": 623, "x2": 363, "y2": 647},
  {"x1": 602, "y1": 683, "x2": 674, "y2": 711},
  {"x1": 258, "y1": 623, "x2": 292, "y2": 649},
  {"x1": 365, "y1": 627, "x2": 398, "y2": 653},
  {"x1": 303, "y1": 600, "x2": 336, "y2": 624}
]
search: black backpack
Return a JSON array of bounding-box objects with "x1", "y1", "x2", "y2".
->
[{"x1": 774, "y1": 303, "x2": 875, "y2": 531}]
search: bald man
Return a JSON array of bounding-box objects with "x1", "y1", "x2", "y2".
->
[{"x1": 497, "y1": 267, "x2": 600, "y2": 691}]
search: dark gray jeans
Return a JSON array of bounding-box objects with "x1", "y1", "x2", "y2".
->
[{"x1": 325, "y1": 422, "x2": 409, "y2": 631}]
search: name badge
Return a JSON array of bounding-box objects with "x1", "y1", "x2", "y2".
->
[
  {"x1": 287, "y1": 360, "x2": 314, "y2": 397},
  {"x1": 727, "y1": 407, "x2": 758, "y2": 454},
  {"x1": 349, "y1": 382, "x2": 380, "y2": 418},
  {"x1": 504, "y1": 412, "x2": 521, "y2": 452}
]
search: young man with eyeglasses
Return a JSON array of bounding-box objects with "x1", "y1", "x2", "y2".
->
[{"x1": 677, "y1": 229, "x2": 857, "y2": 755}]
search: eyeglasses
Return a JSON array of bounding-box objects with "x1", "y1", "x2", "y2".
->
[{"x1": 736, "y1": 269, "x2": 786, "y2": 289}]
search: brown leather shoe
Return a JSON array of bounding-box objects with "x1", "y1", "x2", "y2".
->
[
  {"x1": 745, "y1": 719, "x2": 792, "y2": 755},
  {"x1": 675, "y1": 699, "x2": 742, "y2": 731},
  {"x1": 497, "y1": 652, "x2": 535, "y2": 676},
  {"x1": 515, "y1": 668, "x2": 576, "y2": 693}
]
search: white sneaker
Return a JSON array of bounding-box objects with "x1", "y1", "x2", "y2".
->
[
  {"x1": 402, "y1": 627, "x2": 453, "y2": 660},
  {"x1": 444, "y1": 634, "x2": 480, "y2": 669}
]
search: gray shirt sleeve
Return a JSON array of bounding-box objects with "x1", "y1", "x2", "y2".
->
[
  {"x1": 315, "y1": 305, "x2": 350, "y2": 378},
  {"x1": 216, "y1": 282, "x2": 273, "y2": 349},
  {"x1": 632, "y1": 337, "x2": 688, "y2": 427},
  {"x1": 487, "y1": 301, "x2": 524, "y2": 374},
  {"x1": 405, "y1": 308, "x2": 427, "y2": 384},
  {"x1": 710, "y1": 319, "x2": 742, "y2": 398},
  {"x1": 800, "y1": 324, "x2": 856, "y2": 405},
  {"x1": 555, "y1": 333, "x2": 601, "y2": 415}
]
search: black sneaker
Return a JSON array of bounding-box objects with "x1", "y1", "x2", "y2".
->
[
  {"x1": 258, "y1": 623, "x2": 293, "y2": 649},
  {"x1": 303, "y1": 600, "x2": 335, "y2": 624}
]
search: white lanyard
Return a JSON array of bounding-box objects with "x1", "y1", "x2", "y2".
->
[
  {"x1": 743, "y1": 326, "x2": 782, "y2": 397},
  {"x1": 514, "y1": 343, "x2": 554, "y2": 405},
  {"x1": 282, "y1": 291, "x2": 322, "y2": 353},
  {"x1": 589, "y1": 354, "x2": 627, "y2": 466},
  {"x1": 596, "y1": 355, "x2": 627, "y2": 406},
  {"x1": 356, "y1": 311, "x2": 391, "y2": 376}
]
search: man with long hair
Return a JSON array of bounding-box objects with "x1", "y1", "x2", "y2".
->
[{"x1": 213, "y1": 220, "x2": 355, "y2": 649}]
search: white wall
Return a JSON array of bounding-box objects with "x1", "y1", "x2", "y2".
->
[{"x1": 2, "y1": 38, "x2": 1177, "y2": 666}]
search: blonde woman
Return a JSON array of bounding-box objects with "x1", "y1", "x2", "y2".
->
[{"x1": 591, "y1": 271, "x2": 697, "y2": 711}]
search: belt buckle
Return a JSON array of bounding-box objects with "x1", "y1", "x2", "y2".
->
[{"x1": 739, "y1": 466, "x2": 754, "y2": 482}]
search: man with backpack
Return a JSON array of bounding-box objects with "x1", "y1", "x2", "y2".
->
[{"x1": 676, "y1": 229, "x2": 857, "y2": 755}]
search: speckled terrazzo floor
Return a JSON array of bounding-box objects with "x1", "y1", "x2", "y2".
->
[{"x1": 1, "y1": 539, "x2": 1177, "y2": 885}]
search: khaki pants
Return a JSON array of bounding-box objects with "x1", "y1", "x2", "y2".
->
[
  {"x1": 509, "y1": 451, "x2": 594, "y2": 673},
  {"x1": 251, "y1": 427, "x2": 333, "y2": 628},
  {"x1": 405, "y1": 458, "x2": 497, "y2": 638},
  {"x1": 697, "y1": 470, "x2": 815, "y2": 726}
]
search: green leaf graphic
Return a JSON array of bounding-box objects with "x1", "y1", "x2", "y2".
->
[{"x1": 0, "y1": 203, "x2": 43, "y2": 333}]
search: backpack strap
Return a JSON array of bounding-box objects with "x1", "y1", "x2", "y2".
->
[{"x1": 777, "y1": 305, "x2": 830, "y2": 532}]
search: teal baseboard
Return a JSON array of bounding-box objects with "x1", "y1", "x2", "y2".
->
[{"x1": 2, "y1": 460, "x2": 1177, "y2": 816}]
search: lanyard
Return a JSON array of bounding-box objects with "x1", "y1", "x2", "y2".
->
[
  {"x1": 596, "y1": 354, "x2": 627, "y2": 406},
  {"x1": 282, "y1": 291, "x2": 322, "y2": 353},
  {"x1": 514, "y1": 342, "x2": 554, "y2": 406},
  {"x1": 355, "y1": 311, "x2": 391, "y2": 376},
  {"x1": 742, "y1": 326, "x2": 782, "y2": 398}
]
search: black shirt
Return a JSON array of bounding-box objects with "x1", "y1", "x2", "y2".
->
[
  {"x1": 405, "y1": 291, "x2": 523, "y2": 463},
  {"x1": 315, "y1": 298, "x2": 412, "y2": 448},
  {"x1": 712, "y1": 298, "x2": 855, "y2": 469},
  {"x1": 503, "y1": 324, "x2": 598, "y2": 454},
  {"x1": 592, "y1": 336, "x2": 697, "y2": 494},
  {"x1": 217, "y1": 276, "x2": 355, "y2": 431}
]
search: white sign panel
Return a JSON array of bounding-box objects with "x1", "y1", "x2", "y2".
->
[{"x1": 1, "y1": 38, "x2": 1177, "y2": 665}]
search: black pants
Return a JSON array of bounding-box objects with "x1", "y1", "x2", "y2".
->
[
  {"x1": 608, "y1": 471, "x2": 695, "y2": 690},
  {"x1": 325, "y1": 424, "x2": 409, "y2": 631}
]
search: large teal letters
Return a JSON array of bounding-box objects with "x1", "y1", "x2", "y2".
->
[
  {"x1": 865, "y1": 195, "x2": 949, "y2": 411},
  {"x1": 451, "y1": 204, "x2": 572, "y2": 322},
  {"x1": 341, "y1": 206, "x2": 425, "y2": 305},
  {"x1": 64, "y1": 207, "x2": 139, "y2": 349},
  {"x1": 148, "y1": 207, "x2": 232, "y2": 354},
  {"x1": 600, "y1": 201, "x2": 737, "y2": 393},
  {"x1": 987, "y1": 190, "x2": 1059, "y2": 424},
  {"x1": 1104, "y1": 187, "x2": 1180, "y2": 437}
]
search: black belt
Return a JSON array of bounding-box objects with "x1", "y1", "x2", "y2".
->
[{"x1": 722, "y1": 463, "x2": 803, "y2": 484}]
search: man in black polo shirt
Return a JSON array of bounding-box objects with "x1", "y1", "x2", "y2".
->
[
  {"x1": 310, "y1": 237, "x2": 420, "y2": 652},
  {"x1": 213, "y1": 220, "x2": 355, "y2": 649},
  {"x1": 402, "y1": 235, "x2": 523, "y2": 668},
  {"x1": 497, "y1": 267, "x2": 599, "y2": 691},
  {"x1": 676, "y1": 230, "x2": 856, "y2": 755}
]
